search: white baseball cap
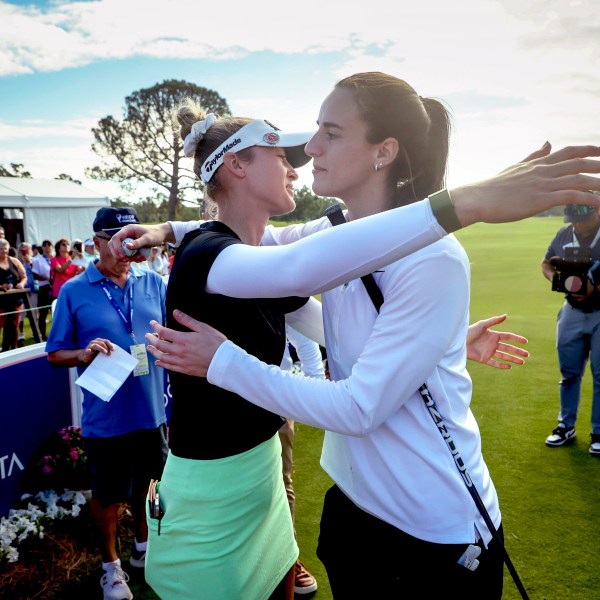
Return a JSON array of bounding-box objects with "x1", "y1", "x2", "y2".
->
[{"x1": 200, "y1": 119, "x2": 313, "y2": 183}]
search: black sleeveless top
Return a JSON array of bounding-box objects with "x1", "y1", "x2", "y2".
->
[{"x1": 166, "y1": 221, "x2": 308, "y2": 459}]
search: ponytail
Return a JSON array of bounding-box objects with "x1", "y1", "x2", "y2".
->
[{"x1": 408, "y1": 97, "x2": 451, "y2": 203}]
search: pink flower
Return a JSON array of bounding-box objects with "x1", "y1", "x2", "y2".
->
[
  {"x1": 69, "y1": 449, "x2": 79, "y2": 461},
  {"x1": 42, "y1": 465, "x2": 53, "y2": 474}
]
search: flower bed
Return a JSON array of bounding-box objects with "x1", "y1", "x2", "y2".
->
[{"x1": 0, "y1": 489, "x2": 88, "y2": 564}]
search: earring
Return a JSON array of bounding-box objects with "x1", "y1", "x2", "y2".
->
[{"x1": 374, "y1": 163, "x2": 382, "y2": 172}]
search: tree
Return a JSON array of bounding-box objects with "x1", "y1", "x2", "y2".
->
[
  {"x1": 274, "y1": 186, "x2": 341, "y2": 222},
  {"x1": 87, "y1": 80, "x2": 230, "y2": 220},
  {"x1": 55, "y1": 173, "x2": 82, "y2": 185},
  {"x1": 0, "y1": 163, "x2": 32, "y2": 178}
]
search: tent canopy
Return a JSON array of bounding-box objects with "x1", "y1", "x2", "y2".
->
[{"x1": 0, "y1": 177, "x2": 111, "y2": 245}]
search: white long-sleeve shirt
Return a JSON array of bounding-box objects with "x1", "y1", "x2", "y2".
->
[
  {"x1": 281, "y1": 325, "x2": 325, "y2": 378},
  {"x1": 169, "y1": 200, "x2": 500, "y2": 545}
]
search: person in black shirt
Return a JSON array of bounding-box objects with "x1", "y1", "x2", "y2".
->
[{"x1": 144, "y1": 105, "x2": 316, "y2": 600}]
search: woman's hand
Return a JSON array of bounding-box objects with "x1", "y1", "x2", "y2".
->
[
  {"x1": 466, "y1": 314, "x2": 529, "y2": 369},
  {"x1": 146, "y1": 309, "x2": 228, "y2": 377},
  {"x1": 451, "y1": 143, "x2": 600, "y2": 227},
  {"x1": 109, "y1": 223, "x2": 175, "y2": 261}
]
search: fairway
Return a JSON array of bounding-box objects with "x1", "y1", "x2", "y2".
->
[{"x1": 292, "y1": 217, "x2": 600, "y2": 600}]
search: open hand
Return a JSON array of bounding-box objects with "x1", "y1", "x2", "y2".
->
[
  {"x1": 146, "y1": 309, "x2": 228, "y2": 377},
  {"x1": 466, "y1": 314, "x2": 529, "y2": 369}
]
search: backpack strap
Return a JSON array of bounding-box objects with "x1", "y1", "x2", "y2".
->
[{"x1": 324, "y1": 204, "x2": 384, "y2": 312}]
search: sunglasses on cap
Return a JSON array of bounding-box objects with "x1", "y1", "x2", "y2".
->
[{"x1": 564, "y1": 204, "x2": 597, "y2": 222}]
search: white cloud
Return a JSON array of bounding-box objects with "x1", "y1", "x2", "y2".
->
[
  {"x1": 0, "y1": 0, "x2": 598, "y2": 192},
  {"x1": 0, "y1": 117, "x2": 94, "y2": 141}
]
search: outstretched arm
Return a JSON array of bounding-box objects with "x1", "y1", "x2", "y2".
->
[
  {"x1": 109, "y1": 144, "x2": 600, "y2": 300},
  {"x1": 110, "y1": 142, "x2": 600, "y2": 259},
  {"x1": 450, "y1": 143, "x2": 600, "y2": 229},
  {"x1": 148, "y1": 311, "x2": 530, "y2": 377},
  {"x1": 466, "y1": 314, "x2": 529, "y2": 369}
]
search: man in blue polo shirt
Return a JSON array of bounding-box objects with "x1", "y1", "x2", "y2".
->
[
  {"x1": 46, "y1": 207, "x2": 167, "y2": 600},
  {"x1": 542, "y1": 202, "x2": 600, "y2": 456}
]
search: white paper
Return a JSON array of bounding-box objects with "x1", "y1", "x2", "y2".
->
[{"x1": 75, "y1": 344, "x2": 138, "y2": 402}]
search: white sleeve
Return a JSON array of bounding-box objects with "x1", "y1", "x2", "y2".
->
[
  {"x1": 206, "y1": 199, "x2": 447, "y2": 298},
  {"x1": 168, "y1": 220, "x2": 203, "y2": 246},
  {"x1": 285, "y1": 324, "x2": 325, "y2": 379},
  {"x1": 208, "y1": 243, "x2": 469, "y2": 435},
  {"x1": 285, "y1": 298, "x2": 326, "y2": 348}
]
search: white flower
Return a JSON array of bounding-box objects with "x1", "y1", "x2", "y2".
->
[{"x1": 0, "y1": 487, "x2": 89, "y2": 563}]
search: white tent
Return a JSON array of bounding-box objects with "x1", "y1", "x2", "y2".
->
[{"x1": 0, "y1": 177, "x2": 110, "y2": 245}]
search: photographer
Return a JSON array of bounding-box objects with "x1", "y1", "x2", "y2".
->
[{"x1": 542, "y1": 202, "x2": 600, "y2": 455}]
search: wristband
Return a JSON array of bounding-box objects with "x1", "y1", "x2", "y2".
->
[{"x1": 429, "y1": 189, "x2": 462, "y2": 233}]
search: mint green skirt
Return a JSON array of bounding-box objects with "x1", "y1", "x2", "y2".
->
[{"x1": 146, "y1": 434, "x2": 298, "y2": 600}]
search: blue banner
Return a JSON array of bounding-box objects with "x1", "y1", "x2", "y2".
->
[{"x1": 0, "y1": 348, "x2": 72, "y2": 517}]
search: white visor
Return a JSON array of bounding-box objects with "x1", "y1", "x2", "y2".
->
[{"x1": 200, "y1": 119, "x2": 313, "y2": 183}]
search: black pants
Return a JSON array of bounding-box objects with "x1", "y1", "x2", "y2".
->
[
  {"x1": 36, "y1": 285, "x2": 52, "y2": 340},
  {"x1": 317, "y1": 485, "x2": 504, "y2": 600}
]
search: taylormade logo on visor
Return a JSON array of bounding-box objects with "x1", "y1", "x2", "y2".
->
[{"x1": 204, "y1": 137, "x2": 242, "y2": 175}]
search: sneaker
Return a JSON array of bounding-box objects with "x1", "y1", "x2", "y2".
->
[
  {"x1": 129, "y1": 544, "x2": 146, "y2": 568},
  {"x1": 294, "y1": 560, "x2": 318, "y2": 595},
  {"x1": 100, "y1": 565, "x2": 133, "y2": 600},
  {"x1": 545, "y1": 426, "x2": 576, "y2": 447},
  {"x1": 589, "y1": 433, "x2": 600, "y2": 456}
]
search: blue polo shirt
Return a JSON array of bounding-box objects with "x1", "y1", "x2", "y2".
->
[{"x1": 46, "y1": 262, "x2": 167, "y2": 438}]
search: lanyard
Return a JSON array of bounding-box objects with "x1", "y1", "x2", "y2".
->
[{"x1": 99, "y1": 280, "x2": 137, "y2": 343}]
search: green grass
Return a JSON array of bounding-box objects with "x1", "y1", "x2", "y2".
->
[{"x1": 292, "y1": 217, "x2": 600, "y2": 600}]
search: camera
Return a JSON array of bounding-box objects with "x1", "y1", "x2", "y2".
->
[{"x1": 550, "y1": 247, "x2": 593, "y2": 294}]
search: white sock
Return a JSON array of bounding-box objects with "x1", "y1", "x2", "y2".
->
[
  {"x1": 102, "y1": 558, "x2": 121, "y2": 571},
  {"x1": 134, "y1": 539, "x2": 148, "y2": 552}
]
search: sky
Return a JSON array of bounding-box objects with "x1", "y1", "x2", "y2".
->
[{"x1": 0, "y1": 0, "x2": 598, "y2": 202}]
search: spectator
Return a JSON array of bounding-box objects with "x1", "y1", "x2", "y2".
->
[
  {"x1": 70, "y1": 239, "x2": 89, "y2": 269},
  {"x1": 32, "y1": 239, "x2": 53, "y2": 341},
  {"x1": 146, "y1": 246, "x2": 164, "y2": 276},
  {"x1": 46, "y1": 207, "x2": 168, "y2": 600},
  {"x1": 160, "y1": 244, "x2": 170, "y2": 275},
  {"x1": 83, "y1": 238, "x2": 97, "y2": 263},
  {"x1": 50, "y1": 238, "x2": 84, "y2": 299},
  {"x1": 17, "y1": 242, "x2": 37, "y2": 345},
  {"x1": 542, "y1": 202, "x2": 600, "y2": 455},
  {"x1": 0, "y1": 238, "x2": 27, "y2": 351},
  {"x1": 167, "y1": 245, "x2": 176, "y2": 273}
]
